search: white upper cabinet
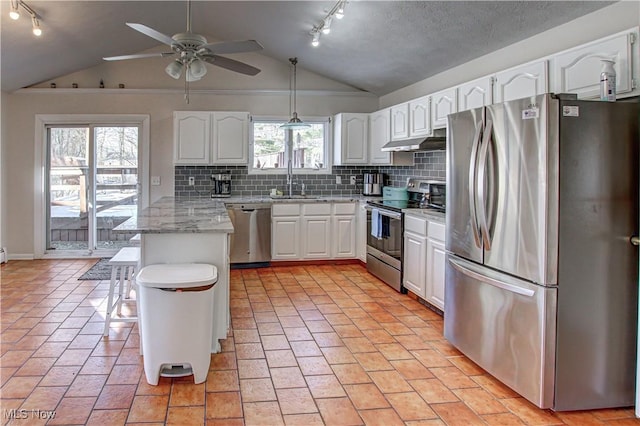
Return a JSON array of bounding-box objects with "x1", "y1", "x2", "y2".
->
[
  {"x1": 212, "y1": 112, "x2": 249, "y2": 164},
  {"x1": 390, "y1": 103, "x2": 409, "y2": 140},
  {"x1": 457, "y1": 76, "x2": 493, "y2": 111},
  {"x1": 173, "y1": 112, "x2": 211, "y2": 164},
  {"x1": 408, "y1": 95, "x2": 431, "y2": 137},
  {"x1": 368, "y1": 108, "x2": 392, "y2": 165},
  {"x1": 552, "y1": 29, "x2": 637, "y2": 99},
  {"x1": 494, "y1": 60, "x2": 548, "y2": 103},
  {"x1": 173, "y1": 111, "x2": 249, "y2": 165},
  {"x1": 334, "y1": 113, "x2": 369, "y2": 165},
  {"x1": 431, "y1": 88, "x2": 457, "y2": 129}
]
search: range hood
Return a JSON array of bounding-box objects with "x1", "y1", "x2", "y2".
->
[{"x1": 381, "y1": 128, "x2": 446, "y2": 152}]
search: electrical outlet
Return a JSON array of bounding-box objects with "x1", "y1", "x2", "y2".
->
[
  {"x1": 188, "y1": 177, "x2": 195, "y2": 186},
  {"x1": 350, "y1": 176, "x2": 357, "y2": 185},
  {"x1": 336, "y1": 176, "x2": 342, "y2": 184},
  {"x1": 151, "y1": 176, "x2": 161, "y2": 186}
]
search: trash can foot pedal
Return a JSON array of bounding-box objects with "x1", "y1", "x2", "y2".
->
[{"x1": 160, "y1": 365, "x2": 193, "y2": 378}]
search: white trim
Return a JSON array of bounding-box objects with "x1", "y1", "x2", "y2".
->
[
  {"x1": 16, "y1": 88, "x2": 375, "y2": 97},
  {"x1": 34, "y1": 114, "x2": 150, "y2": 259},
  {"x1": 7, "y1": 253, "x2": 35, "y2": 260}
]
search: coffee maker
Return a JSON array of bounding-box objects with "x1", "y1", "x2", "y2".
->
[
  {"x1": 211, "y1": 173, "x2": 232, "y2": 198},
  {"x1": 363, "y1": 173, "x2": 383, "y2": 196}
]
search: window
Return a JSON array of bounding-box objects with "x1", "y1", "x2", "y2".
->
[{"x1": 249, "y1": 117, "x2": 330, "y2": 174}]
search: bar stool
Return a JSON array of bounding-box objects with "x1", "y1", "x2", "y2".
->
[
  {"x1": 129, "y1": 233, "x2": 141, "y2": 246},
  {"x1": 136, "y1": 263, "x2": 217, "y2": 385},
  {"x1": 103, "y1": 247, "x2": 140, "y2": 337}
]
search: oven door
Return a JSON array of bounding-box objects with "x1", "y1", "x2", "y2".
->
[{"x1": 366, "y1": 207, "x2": 402, "y2": 268}]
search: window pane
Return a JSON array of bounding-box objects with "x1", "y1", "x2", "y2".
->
[
  {"x1": 292, "y1": 124, "x2": 325, "y2": 169},
  {"x1": 253, "y1": 122, "x2": 285, "y2": 169}
]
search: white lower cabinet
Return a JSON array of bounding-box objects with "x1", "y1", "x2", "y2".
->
[
  {"x1": 403, "y1": 213, "x2": 446, "y2": 311},
  {"x1": 272, "y1": 202, "x2": 356, "y2": 261},
  {"x1": 403, "y1": 231, "x2": 427, "y2": 296},
  {"x1": 425, "y1": 220, "x2": 446, "y2": 310}
]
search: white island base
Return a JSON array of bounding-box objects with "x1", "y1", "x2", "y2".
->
[{"x1": 139, "y1": 232, "x2": 230, "y2": 353}]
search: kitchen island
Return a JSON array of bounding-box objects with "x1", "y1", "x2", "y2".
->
[{"x1": 113, "y1": 197, "x2": 234, "y2": 353}]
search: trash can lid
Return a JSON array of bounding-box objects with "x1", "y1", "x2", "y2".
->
[{"x1": 136, "y1": 263, "x2": 218, "y2": 289}]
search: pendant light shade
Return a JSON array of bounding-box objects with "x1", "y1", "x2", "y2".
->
[
  {"x1": 281, "y1": 57, "x2": 310, "y2": 130},
  {"x1": 187, "y1": 58, "x2": 207, "y2": 81}
]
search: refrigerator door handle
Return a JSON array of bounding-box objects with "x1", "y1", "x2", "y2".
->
[
  {"x1": 450, "y1": 257, "x2": 535, "y2": 297},
  {"x1": 468, "y1": 121, "x2": 483, "y2": 248},
  {"x1": 477, "y1": 119, "x2": 493, "y2": 251}
]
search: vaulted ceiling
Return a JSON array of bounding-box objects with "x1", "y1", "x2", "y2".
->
[{"x1": 0, "y1": 1, "x2": 614, "y2": 95}]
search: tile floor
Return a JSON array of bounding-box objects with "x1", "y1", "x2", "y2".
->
[{"x1": 1, "y1": 259, "x2": 638, "y2": 425}]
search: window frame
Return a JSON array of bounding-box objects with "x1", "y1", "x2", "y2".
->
[{"x1": 248, "y1": 115, "x2": 332, "y2": 175}]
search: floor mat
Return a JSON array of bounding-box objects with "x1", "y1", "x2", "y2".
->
[{"x1": 77, "y1": 258, "x2": 111, "y2": 280}]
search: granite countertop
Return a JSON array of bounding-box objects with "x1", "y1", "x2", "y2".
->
[
  {"x1": 114, "y1": 195, "x2": 369, "y2": 234},
  {"x1": 403, "y1": 208, "x2": 446, "y2": 222}
]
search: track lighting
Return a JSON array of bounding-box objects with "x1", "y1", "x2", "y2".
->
[
  {"x1": 311, "y1": 31, "x2": 320, "y2": 47},
  {"x1": 309, "y1": 1, "x2": 348, "y2": 48},
  {"x1": 322, "y1": 17, "x2": 332, "y2": 34},
  {"x1": 31, "y1": 16, "x2": 42, "y2": 36},
  {"x1": 8, "y1": 1, "x2": 43, "y2": 37},
  {"x1": 9, "y1": 0, "x2": 20, "y2": 20}
]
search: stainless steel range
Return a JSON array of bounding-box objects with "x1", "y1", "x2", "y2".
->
[{"x1": 365, "y1": 177, "x2": 445, "y2": 292}]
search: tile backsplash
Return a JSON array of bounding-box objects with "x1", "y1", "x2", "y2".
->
[{"x1": 174, "y1": 151, "x2": 445, "y2": 198}]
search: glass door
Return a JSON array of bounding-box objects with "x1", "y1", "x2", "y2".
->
[{"x1": 46, "y1": 125, "x2": 139, "y2": 256}]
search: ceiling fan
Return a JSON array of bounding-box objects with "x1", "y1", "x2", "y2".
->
[{"x1": 103, "y1": 0, "x2": 263, "y2": 100}]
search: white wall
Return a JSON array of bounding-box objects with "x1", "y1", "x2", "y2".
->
[
  {"x1": 380, "y1": 1, "x2": 640, "y2": 108},
  {"x1": 3, "y1": 52, "x2": 377, "y2": 259}
]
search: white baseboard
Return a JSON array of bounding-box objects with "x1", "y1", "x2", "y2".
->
[{"x1": 7, "y1": 253, "x2": 35, "y2": 261}]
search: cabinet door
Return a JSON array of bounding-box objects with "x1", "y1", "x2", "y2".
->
[
  {"x1": 426, "y1": 237, "x2": 446, "y2": 311},
  {"x1": 332, "y1": 215, "x2": 356, "y2": 258},
  {"x1": 173, "y1": 111, "x2": 211, "y2": 164},
  {"x1": 272, "y1": 217, "x2": 300, "y2": 260},
  {"x1": 494, "y1": 60, "x2": 548, "y2": 103},
  {"x1": 369, "y1": 109, "x2": 392, "y2": 165},
  {"x1": 403, "y1": 231, "x2": 426, "y2": 297},
  {"x1": 212, "y1": 112, "x2": 249, "y2": 164},
  {"x1": 409, "y1": 96, "x2": 431, "y2": 137},
  {"x1": 458, "y1": 76, "x2": 493, "y2": 112},
  {"x1": 431, "y1": 88, "x2": 457, "y2": 129},
  {"x1": 302, "y1": 216, "x2": 331, "y2": 259},
  {"x1": 390, "y1": 103, "x2": 409, "y2": 140},
  {"x1": 334, "y1": 113, "x2": 368, "y2": 165},
  {"x1": 553, "y1": 30, "x2": 636, "y2": 99}
]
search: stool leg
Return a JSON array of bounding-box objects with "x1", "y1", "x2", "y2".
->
[
  {"x1": 104, "y1": 265, "x2": 118, "y2": 336},
  {"x1": 116, "y1": 266, "x2": 125, "y2": 316},
  {"x1": 125, "y1": 266, "x2": 134, "y2": 299}
]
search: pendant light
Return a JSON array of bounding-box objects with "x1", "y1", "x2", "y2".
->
[{"x1": 281, "y1": 57, "x2": 310, "y2": 130}]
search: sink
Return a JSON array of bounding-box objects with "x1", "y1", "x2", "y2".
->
[{"x1": 270, "y1": 195, "x2": 319, "y2": 200}]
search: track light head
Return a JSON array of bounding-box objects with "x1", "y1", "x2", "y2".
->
[
  {"x1": 9, "y1": 0, "x2": 19, "y2": 20},
  {"x1": 322, "y1": 17, "x2": 332, "y2": 34},
  {"x1": 31, "y1": 16, "x2": 42, "y2": 36},
  {"x1": 311, "y1": 31, "x2": 320, "y2": 47}
]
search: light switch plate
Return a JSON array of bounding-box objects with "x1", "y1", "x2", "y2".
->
[{"x1": 151, "y1": 176, "x2": 161, "y2": 186}]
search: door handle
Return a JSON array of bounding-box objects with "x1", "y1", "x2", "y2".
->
[
  {"x1": 241, "y1": 209, "x2": 255, "y2": 213},
  {"x1": 468, "y1": 121, "x2": 483, "y2": 249},
  {"x1": 477, "y1": 119, "x2": 493, "y2": 251},
  {"x1": 450, "y1": 257, "x2": 535, "y2": 297},
  {"x1": 631, "y1": 236, "x2": 640, "y2": 246}
]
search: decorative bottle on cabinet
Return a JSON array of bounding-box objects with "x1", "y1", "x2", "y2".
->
[{"x1": 599, "y1": 59, "x2": 616, "y2": 101}]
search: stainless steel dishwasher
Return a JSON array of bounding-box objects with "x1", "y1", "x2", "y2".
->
[{"x1": 226, "y1": 203, "x2": 271, "y2": 265}]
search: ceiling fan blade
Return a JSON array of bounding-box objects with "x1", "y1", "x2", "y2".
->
[
  {"x1": 126, "y1": 23, "x2": 178, "y2": 47},
  {"x1": 200, "y1": 40, "x2": 264, "y2": 55},
  {"x1": 202, "y1": 55, "x2": 261, "y2": 76},
  {"x1": 103, "y1": 52, "x2": 175, "y2": 61}
]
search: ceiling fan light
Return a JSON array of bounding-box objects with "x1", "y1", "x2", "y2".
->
[
  {"x1": 189, "y1": 58, "x2": 207, "y2": 79},
  {"x1": 165, "y1": 60, "x2": 183, "y2": 79}
]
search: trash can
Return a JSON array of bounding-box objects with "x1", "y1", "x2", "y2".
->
[{"x1": 136, "y1": 263, "x2": 217, "y2": 385}]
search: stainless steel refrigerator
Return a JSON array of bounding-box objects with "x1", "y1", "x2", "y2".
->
[{"x1": 444, "y1": 93, "x2": 639, "y2": 411}]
